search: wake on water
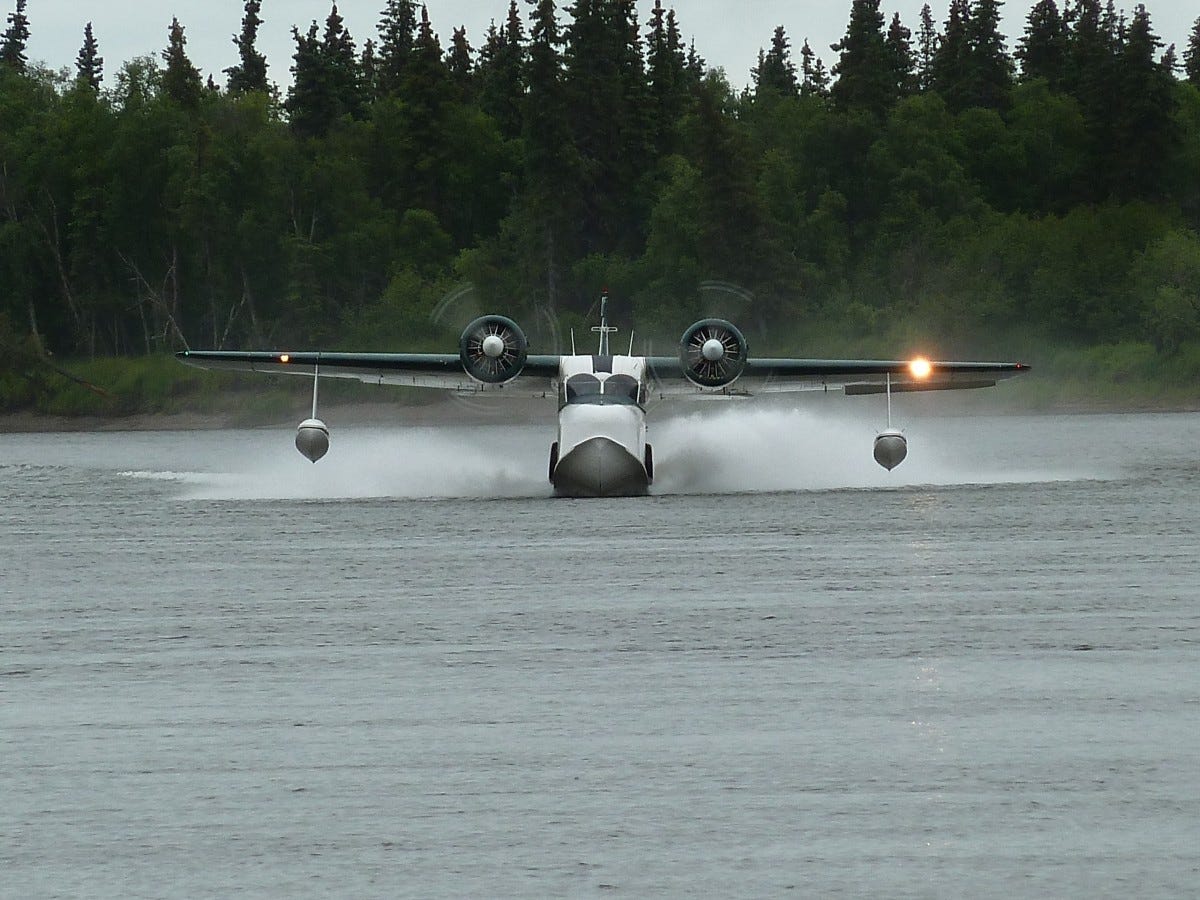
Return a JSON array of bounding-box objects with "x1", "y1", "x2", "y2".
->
[{"x1": 121, "y1": 404, "x2": 1086, "y2": 502}]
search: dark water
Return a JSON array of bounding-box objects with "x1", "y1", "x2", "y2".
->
[{"x1": 2, "y1": 404, "x2": 1198, "y2": 897}]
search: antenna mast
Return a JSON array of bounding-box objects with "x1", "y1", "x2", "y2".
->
[{"x1": 591, "y1": 290, "x2": 617, "y2": 355}]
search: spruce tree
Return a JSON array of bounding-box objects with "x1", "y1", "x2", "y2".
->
[
  {"x1": 1018, "y1": 0, "x2": 1068, "y2": 87},
  {"x1": 322, "y1": 4, "x2": 363, "y2": 121},
  {"x1": 285, "y1": 11, "x2": 363, "y2": 138},
  {"x1": 931, "y1": 0, "x2": 972, "y2": 110},
  {"x1": 563, "y1": 0, "x2": 652, "y2": 256},
  {"x1": 967, "y1": 0, "x2": 1013, "y2": 109},
  {"x1": 1161, "y1": 43, "x2": 1177, "y2": 75},
  {"x1": 476, "y1": 1, "x2": 524, "y2": 137},
  {"x1": 1064, "y1": 0, "x2": 1117, "y2": 142},
  {"x1": 884, "y1": 13, "x2": 916, "y2": 99},
  {"x1": 646, "y1": 1, "x2": 688, "y2": 155},
  {"x1": 402, "y1": 3, "x2": 447, "y2": 114},
  {"x1": 1184, "y1": 16, "x2": 1200, "y2": 86},
  {"x1": 360, "y1": 38, "x2": 379, "y2": 102},
  {"x1": 377, "y1": 0, "x2": 417, "y2": 96},
  {"x1": 830, "y1": 0, "x2": 896, "y2": 116},
  {"x1": 800, "y1": 39, "x2": 830, "y2": 97},
  {"x1": 1108, "y1": 3, "x2": 1176, "y2": 198},
  {"x1": 162, "y1": 17, "x2": 204, "y2": 108},
  {"x1": 916, "y1": 4, "x2": 937, "y2": 90},
  {"x1": 446, "y1": 26, "x2": 473, "y2": 99},
  {"x1": 226, "y1": 0, "x2": 269, "y2": 94},
  {"x1": 0, "y1": 0, "x2": 30, "y2": 73},
  {"x1": 753, "y1": 26, "x2": 799, "y2": 98},
  {"x1": 75, "y1": 22, "x2": 104, "y2": 91},
  {"x1": 525, "y1": 0, "x2": 581, "y2": 313},
  {"x1": 286, "y1": 22, "x2": 323, "y2": 135}
]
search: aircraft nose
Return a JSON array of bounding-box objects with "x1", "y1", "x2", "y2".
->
[{"x1": 552, "y1": 437, "x2": 648, "y2": 498}]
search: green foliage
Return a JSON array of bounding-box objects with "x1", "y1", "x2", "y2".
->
[{"x1": 2, "y1": 0, "x2": 1200, "y2": 418}]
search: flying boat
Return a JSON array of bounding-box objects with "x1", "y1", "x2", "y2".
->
[{"x1": 176, "y1": 296, "x2": 1029, "y2": 497}]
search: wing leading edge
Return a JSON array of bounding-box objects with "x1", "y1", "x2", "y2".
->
[{"x1": 176, "y1": 350, "x2": 562, "y2": 396}]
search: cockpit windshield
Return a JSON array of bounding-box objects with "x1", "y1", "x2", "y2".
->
[{"x1": 562, "y1": 373, "x2": 644, "y2": 408}]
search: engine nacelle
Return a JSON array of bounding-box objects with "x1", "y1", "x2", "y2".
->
[
  {"x1": 296, "y1": 417, "x2": 329, "y2": 463},
  {"x1": 873, "y1": 427, "x2": 907, "y2": 471},
  {"x1": 459, "y1": 315, "x2": 528, "y2": 384},
  {"x1": 679, "y1": 318, "x2": 749, "y2": 388}
]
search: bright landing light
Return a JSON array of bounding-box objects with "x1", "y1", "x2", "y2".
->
[{"x1": 909, "y1": 357, "x2": 932, "y2": 378}]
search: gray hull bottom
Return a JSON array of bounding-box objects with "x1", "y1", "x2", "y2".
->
[{"x1": 552, "y1": 437, "x2": 649, "y2": 498}]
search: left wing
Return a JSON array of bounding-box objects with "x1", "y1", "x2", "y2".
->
[{"x1": 176, "y1": 350, "x2": 562, "y2": 397}]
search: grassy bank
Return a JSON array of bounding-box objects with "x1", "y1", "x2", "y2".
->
[
  {"x1": 0, "y1": 354, "x2": 438, "y2": 426},
  {"x1": 2, "y1": 342, "x2": 1199, "y2": 426}
]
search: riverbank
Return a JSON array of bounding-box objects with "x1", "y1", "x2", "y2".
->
[{"x1": 2, "y1": 344, "x2": 1199, "y2": 433}]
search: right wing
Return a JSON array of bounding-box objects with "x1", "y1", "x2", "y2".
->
[
  {"x1": 645, "y1": 356, "x2": 1030, "y2": 397},
  {"x1": 176, "y1": 350, "x2": 563, "y2": 397}
]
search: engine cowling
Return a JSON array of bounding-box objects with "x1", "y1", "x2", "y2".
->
[
  {"x1": 459, "y1": 315, "x2": 528, "y2": 384},
  {"x1": 679, "y1": 318, "x2": 749, "y2": 388}
]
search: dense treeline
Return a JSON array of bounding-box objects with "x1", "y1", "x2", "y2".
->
[{"x1": 2, "y1": 0, "x2": 1200, "y2": 368}]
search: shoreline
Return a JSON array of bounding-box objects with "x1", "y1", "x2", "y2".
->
[
  {"x1": 0, "y1": 397, "x2": 560, "y2": 434},
  {"x1": 2, "y1": 395, "x2": 1197, "y2": 434}
]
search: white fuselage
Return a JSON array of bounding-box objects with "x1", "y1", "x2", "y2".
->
[{"x1": 551, "y1": 355, "x2": 650, "y2": 497}]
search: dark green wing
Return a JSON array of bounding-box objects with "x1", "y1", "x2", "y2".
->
[
  {"x1": 645, "y1": 356, "x2": 1029, "y2": 396},
  {"x1": 177, "y1": 350, "x2": 562, "y2": 396}
]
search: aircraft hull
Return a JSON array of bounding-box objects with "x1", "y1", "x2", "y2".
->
[
  {"x1": 552, "y1": 403, "x2": 648, "y2": 498},
  {"x1": 552, "y1": 436, "x2": 649, "y2": 497}
]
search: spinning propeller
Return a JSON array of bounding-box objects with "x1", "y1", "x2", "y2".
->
[
  {"x1": 679, "y1": 318, "x2": 749, "y2": 388},
  {"x1": 459, "y1": 315, "x2": 529, "y2": 384}
]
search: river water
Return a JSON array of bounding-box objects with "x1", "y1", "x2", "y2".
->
[{"x1": 2, "y1": 401, "x2": 1198, "y2": 897}]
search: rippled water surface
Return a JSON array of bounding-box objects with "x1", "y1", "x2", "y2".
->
[{"x1": 2, "y1": 404, "x2": 1198, "y2": 897}]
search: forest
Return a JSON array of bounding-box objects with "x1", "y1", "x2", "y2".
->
[{"x1": 2, "y1": 0, "x2": 1200, "y2": 412}]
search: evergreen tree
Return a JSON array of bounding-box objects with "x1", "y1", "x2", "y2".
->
[
  {"x1": 800, "y1": 39, "x2": 831, "y2": 96},
  {"x1": 75, "y1": 22, "x2": 104, "y2": 91},
  {"x1": 402, "y1": 3, "x2": 447, "y2": 113},
  {"x1": 1064, "y1": 0, "x2": 1119, "y2": 188},
  {"x1": 1108, "y1": 4, "x2": 1176, "y2": 198},
  {"x1": 646, "y1": 1, "x2": 688, "y2": 155},
  {"x1": 831, "y1": 0, "x2": 896, "y2": 116},
  {"x1": 931, "y1": 0, "x2": 972, "y2": 110},
  {"x1": 377, "y1": 0, "x2": 417, "y2": 96},
  {"x1": 1184, "y1": 16, "x2": 1200, "y2": 86},
  {"x1": 446, "y1": 26, "x2": 473, "y2": 99},
  {"x1": 801, "y1": 39, "x2": 830, "y2": 97},
  {"x1": 967, "y1": 0, "x2": 1013, "y2": 109},
  {"x1": 1018, "y1": 0, "x2": 1068, "y2": 87},
  {"x1": 884, "y1": 13, "x2": 916, "y2": 99},
  {"x1": 476, "y1": 1, "x2": 524, "y2": 137},
  {"x1": 286, "y1": 22, "x2": 323, "y2": 135},
  {"x1": 916, "y1": 4, "x2": 937, "y2": 90},
  {"x1": 285, "y1": 8, "x2": 364, "y2": 137},
  {"x1": 1066, "y1": 0, "x2": 1113, "y2": 105},
  {"x1": 1161, "y1": 43, "x2": 1177, "y2": 75},
  {"x1": 563, "y1": 0, "x2": 652, "y2": 256},
  {"x1": 1, "y1": 0, "x2": 30, "y2": 73},
  {"x1": 323, "y1": 2, "x2": 361, "y2": 118},
  {"x1": 685, "y1": 39, "x2": 705, "y2": 84},
  {"x1": 523, "y1": 0, "x2": 581, "y2": 313},
  {"x1": 753, "y1": 26, "x2": 799, "y2": 98},
  {"x1": 162, "y1": 17, "x2": 204, "y2": 108},
  {"x1": 225, "y1": 0, "x2": 269, "y2": 95},
  {"x1": 690, "y1": 76, "x2": 764, "y2": 288},
  {"x1": 360, "y1": 38, "x2": 379, "y2": 102}
]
